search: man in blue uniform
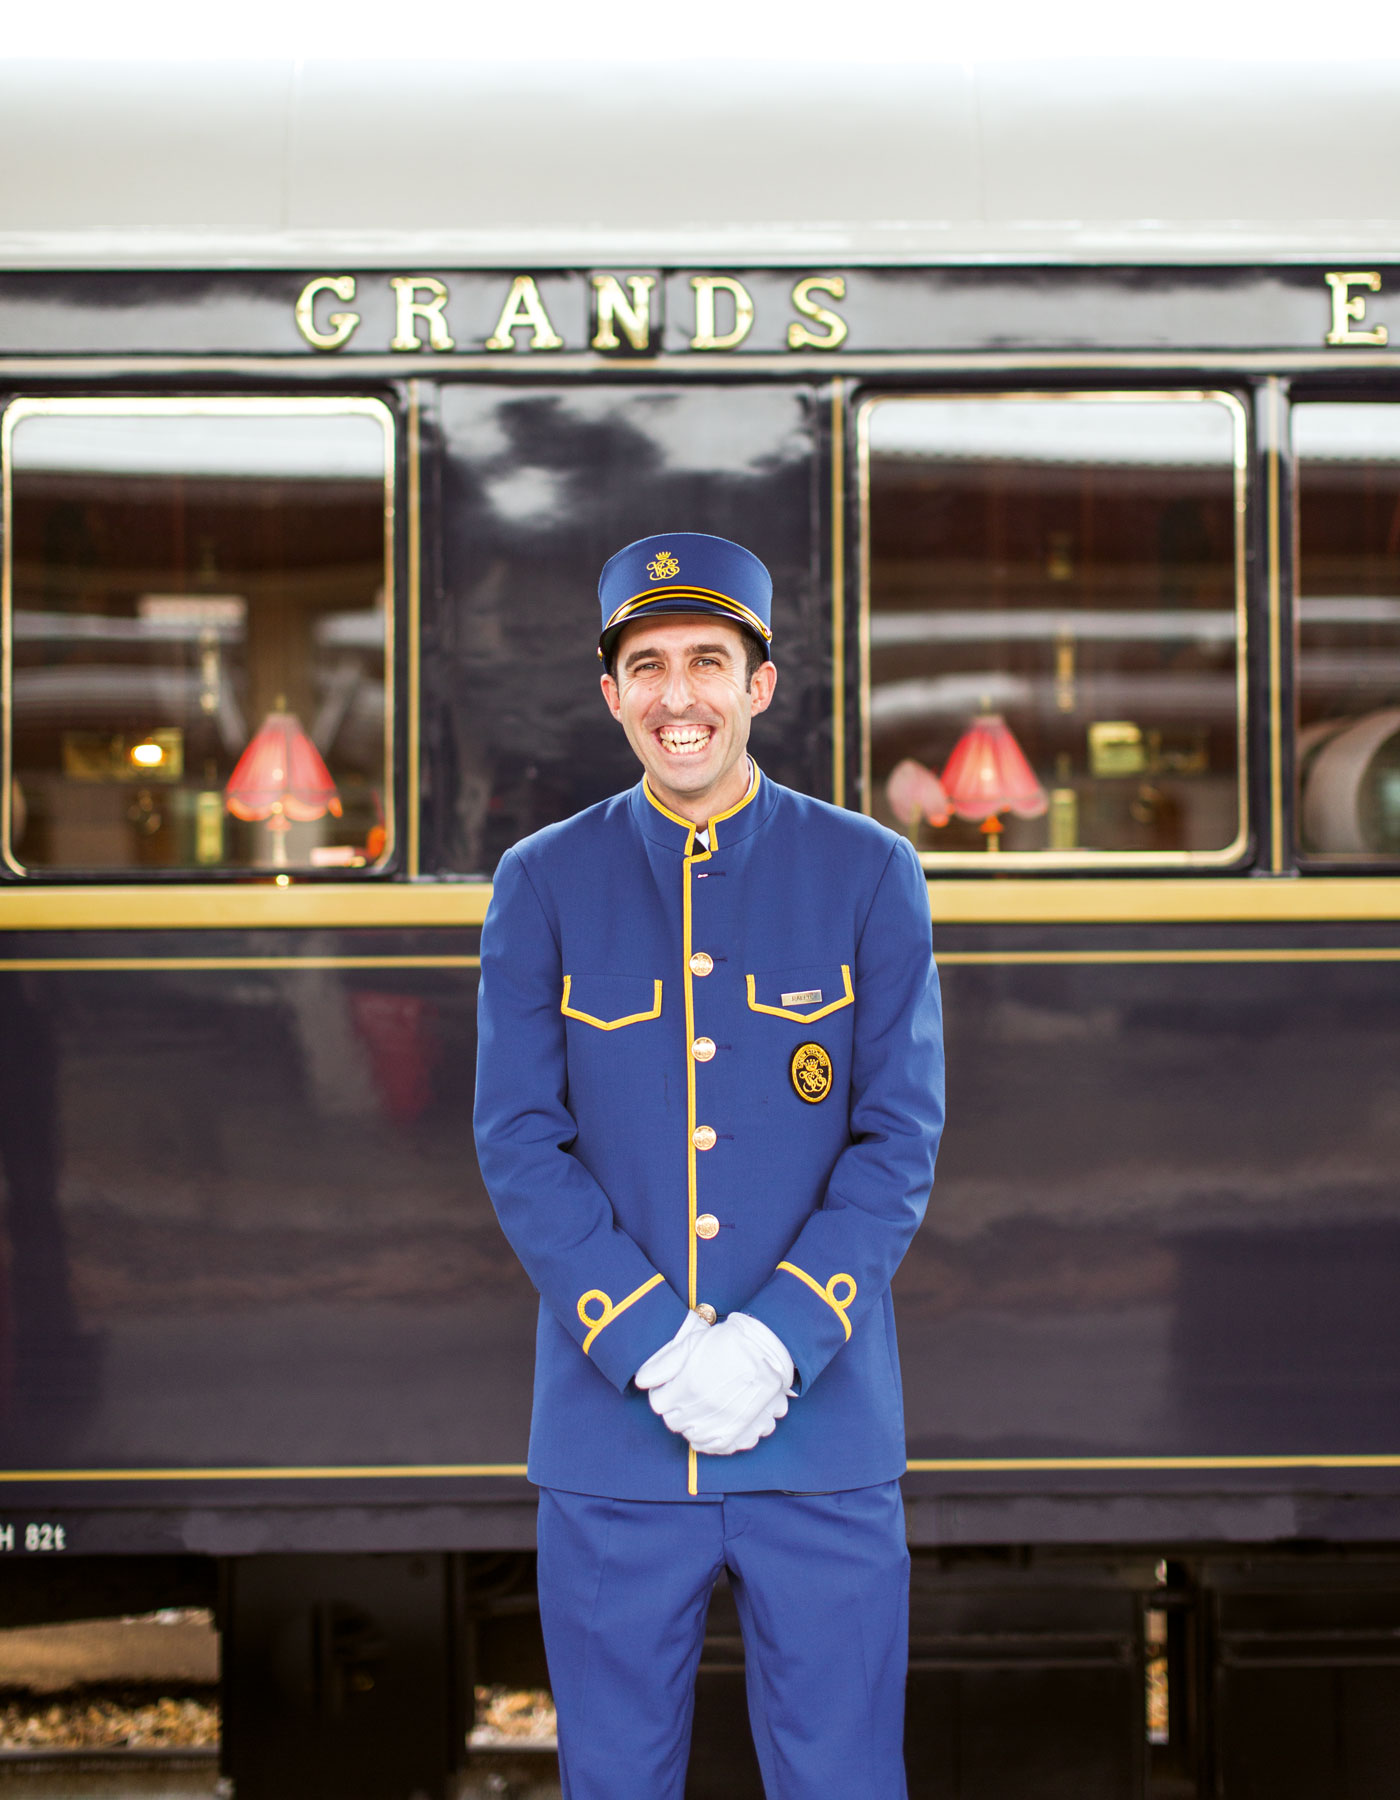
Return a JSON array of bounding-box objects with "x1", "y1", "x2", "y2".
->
[{"x1": 474, "y1": 532, "x2": 944, "y2": 1800}]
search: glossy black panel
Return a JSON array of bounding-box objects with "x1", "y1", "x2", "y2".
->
[
  {"x1": 426, "y1": 383, "x2": 826, "y2": 872},
  {"x1": 0, "y1": 936, "x2": 537, "y2": 1475},
  {"x1": 900, "y1": 925, "x2": 1400, "y2": 1464},
  {"x1": 11, "y1": 918, "x2": 1400, "y2": 1511},
  {"x1": 0, "y1": 273, "x2": 310, "y2": 356},
  {"x1": 0, "y1": 266, "x2": 1394, "y2": 356}
]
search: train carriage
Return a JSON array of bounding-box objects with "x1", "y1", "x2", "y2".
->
[{"x1": 2, "y1": 53, "x2": 1400, "y2": 1799}]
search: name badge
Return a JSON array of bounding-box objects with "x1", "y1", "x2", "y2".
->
[{"x1": 781, "y1": 988, "x2": 822, "y2": 1006}]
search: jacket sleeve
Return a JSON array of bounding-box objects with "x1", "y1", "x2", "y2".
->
[
  {"x1": 742, "y1": 835, "x2": 944, "y2": 1389},
  {"x1": 473, "y1": 847, "x2": 691, "y2": 1391}
]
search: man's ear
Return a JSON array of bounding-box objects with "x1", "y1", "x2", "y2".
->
[
  {"x1": 600, "y1": 670, "x2": 623, "y2": 721},
  {"x1": 748, "y1": 660, "x2": 778, "y2": 716}
]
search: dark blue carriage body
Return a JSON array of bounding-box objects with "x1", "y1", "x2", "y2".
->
[{"x1": 1, "y1": 262, "x2": 1399, "y2": 1561}]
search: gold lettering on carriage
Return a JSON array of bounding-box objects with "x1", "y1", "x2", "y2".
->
[
  {"x1": 690, "y1": 276, "x2": 755, "y2": 351},
  {"x1": 294, "y1": 275, "x2": 361, "y2": 351},
  {"x1": 486, "y1": 276, "x2": 564, "y2": 353},
  {"x1": 390, "y1": 277, "x2": 455, "y2": 353},
  {"x1": 293, "y1": 272, "x2": 850, "y2": 355},
  {"x1": 1325, "y1": 271, "x2": 1389, "y2": 347},
  {"x1": 591, "y1": 274, "x2": 656, "y2": 351}
]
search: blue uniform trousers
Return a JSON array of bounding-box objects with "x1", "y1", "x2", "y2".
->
[{"x1": 537, "y1": 1482, "x2": 910, "y2": 1800}]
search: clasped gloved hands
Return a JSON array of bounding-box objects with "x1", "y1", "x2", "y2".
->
[{"x1": 635, "y1": 1309, "x2": 795, "y2": 1456}]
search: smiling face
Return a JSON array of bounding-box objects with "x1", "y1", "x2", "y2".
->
[{"x1": 600, "y1": 614, "x2": 777, "y2": 824}]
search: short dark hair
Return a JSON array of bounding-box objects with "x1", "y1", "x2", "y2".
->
[{"x1": 605, "y1": 625, "x2": 769, "y2": 685}]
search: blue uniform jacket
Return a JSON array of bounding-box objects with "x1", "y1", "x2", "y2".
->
[{"x1": 473, "y1": 767, "x2": 944, "y2": 1500}]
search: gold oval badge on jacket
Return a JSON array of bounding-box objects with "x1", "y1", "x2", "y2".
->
[{"x1": 791, "y1": 1042, "x2": 833, "y2": 1104}]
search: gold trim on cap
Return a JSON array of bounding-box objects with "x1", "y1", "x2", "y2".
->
[{"x1": 601, "y1": 587, "x2": 772, "y2": 643}]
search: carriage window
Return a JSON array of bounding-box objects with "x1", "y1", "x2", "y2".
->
[
  {"x1": 1294, "y1": 403, "x2": 1400, "y2": 864},
  {"x1": 862, "y1": 394, "x2": 1246, "y2": 865},
  {"x1": 3, "y1": 399, "x2": 393, "y2": 875}
]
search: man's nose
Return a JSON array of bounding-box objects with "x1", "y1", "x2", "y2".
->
[{"x1": 660, "y1": 664, "x2": 696, "y2": 711}]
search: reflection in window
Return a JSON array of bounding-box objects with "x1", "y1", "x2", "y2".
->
[
  {"x1": 863, "y1": 395, "x2": 1246, "y2": 863},
  {"x1": 1295, "y1": 404, "x2": 1400, "y2": 862},
  {"x1": 3, "y1": 400, "x2": 393, "y2": 874}
]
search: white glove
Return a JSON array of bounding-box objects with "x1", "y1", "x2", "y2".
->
[
  {"x1": 637, "y1": 1311, "x2": 795, "y2": 1456},
  {"x1": 634, "y1": 1307, "x2": 710, "y2": 1390}
]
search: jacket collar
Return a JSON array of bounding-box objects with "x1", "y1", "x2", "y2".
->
[{"x1": 632, "y1": 760, "x2": 771, "y2": 854}]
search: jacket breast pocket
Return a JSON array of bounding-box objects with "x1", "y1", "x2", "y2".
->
[
  {"x1": 745, "y1": 963, "x2": 854, "y2": 1023},
  {"x1": 561, "y1": 974, "x2": 663, "y2": 1030}
]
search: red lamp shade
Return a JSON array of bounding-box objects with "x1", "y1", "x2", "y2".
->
[
  {"x1": 941, "y1": 714, "x2": 1048, "y2": 823},
  {"x1": 225, "y1": 710, "x2": 342, "y2": 826},
  {"x1": 886, "y1": 758, "x2": 951, "y2": 829}
]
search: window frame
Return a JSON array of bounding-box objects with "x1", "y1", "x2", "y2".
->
[
  {"x1": 1288, "y1": 387, "x2": 1400, "y2": 872},
  {"x1": 1, "y1": 392, "x2": 399, "y2": 883},
  {"x1": 855, "y1": 386, "x2": 1251, "y2": 872}
]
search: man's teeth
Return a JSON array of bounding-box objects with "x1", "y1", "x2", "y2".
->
[{"x1": 658, "y1": 726, "x2": 712, "y2": 755}]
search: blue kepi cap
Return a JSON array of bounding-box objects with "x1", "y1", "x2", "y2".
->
[{"x1": 598, "y1": 532, "x2": 773, "y2": 662}]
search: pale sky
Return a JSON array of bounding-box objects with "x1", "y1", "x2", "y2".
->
[{"x1": 0, "y1": 0, "x2": 1393, "y2": 62}]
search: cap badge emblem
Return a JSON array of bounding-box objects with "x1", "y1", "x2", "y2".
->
[
  {"x1": 647, "y1": 550, "x2": 680, "y2": 582},
  {"x1": 790, "y1": 1042, "x2": 833, "y2": 1105}
]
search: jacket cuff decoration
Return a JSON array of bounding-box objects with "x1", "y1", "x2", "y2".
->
[
  {"x1": 744, "y1": 1259, "x2": 861, "y2": 1390},
  {"x1": 578, "y1": 1273, "x2": 666, "y2": 1355},
  {"x1": 776, "y1": 1262, "x2": 856, "y2": 1341},
  {"x1": 572, "y1": 1274, "x2": 690, "y2": 1392}
]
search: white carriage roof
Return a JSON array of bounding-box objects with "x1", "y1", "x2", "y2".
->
[{"x1": 0, "y1": 57, "x2": 1398, "y2": 270}]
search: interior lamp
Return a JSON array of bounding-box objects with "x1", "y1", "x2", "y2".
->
[
  {"x1": 225, "y1": 705, "x2": 341, "y2": 867},
  {"x1": 941, "y1": 713, "x2": 1048, "y2": 852},
  {"x1": 886, "y1": 758, "x2": 951, "y2": 847}
]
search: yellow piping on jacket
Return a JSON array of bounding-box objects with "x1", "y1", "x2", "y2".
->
[
  {"x1": 777, "y1": 1263, "x2": 857, "y2": 1341},
  {"x1": 578, "y1": 1274, "x2": 666, "y2": 1355},
  {"x1": 643, "y1": 765, "x2": 762, "y2": 1496}
]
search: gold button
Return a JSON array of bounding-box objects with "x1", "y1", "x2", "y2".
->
[
  {"x1": 689, "y1": 952, "x2": 714, "y2": 977},
  {"x1": 695, "y1": 1302, "x2": 718, "y2": 1324},
  {"x1": 692, "y1": 1125, "x2": 717, "y2": 1151},
  {"x1": 691, "y1": 1037, "x2": 716, "y2": 1062},
  {"x1": 695, "y1": 1214, "x2": 720, "y2": 1240}
]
